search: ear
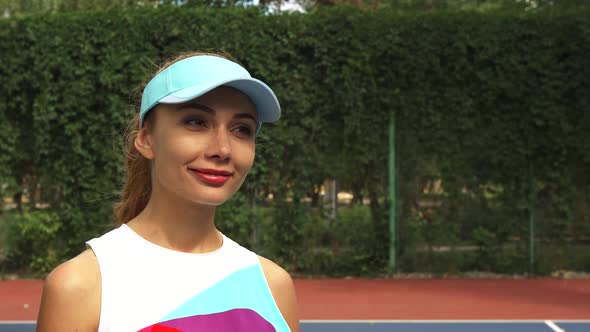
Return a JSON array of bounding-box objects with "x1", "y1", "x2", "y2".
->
[{"x1": 134, "y1": 128, "x2": 155, "y2": 160}]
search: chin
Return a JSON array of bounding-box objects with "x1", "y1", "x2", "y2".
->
[
  {"x1": 192, "y1": 197, "x2": 230, "y2": 207},
  {"x1": 189, "y1": 188, "x2": 240, "y2": 207}
]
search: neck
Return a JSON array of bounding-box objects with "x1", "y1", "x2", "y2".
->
[{"x1": 127, "y1": 182, "x2": 222, "y2": 254}]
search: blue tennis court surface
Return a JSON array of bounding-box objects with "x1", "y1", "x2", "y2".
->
[{"x1": 2, "y1": 320, "x2": 589, "y2": 332}]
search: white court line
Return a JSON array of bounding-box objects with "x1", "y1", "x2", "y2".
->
[{"x1": 545, "y1": 320, "x2": 565, "y2": 332}]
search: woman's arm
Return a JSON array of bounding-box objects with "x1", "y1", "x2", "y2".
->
[
  {"x1": 258, "y1": 256, "x2": 300, "y2": 332},
  {"x1": 36, "y1": 249, "x2": 101, "y2": 332}
]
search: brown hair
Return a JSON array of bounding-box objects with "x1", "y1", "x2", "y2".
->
[{"x1": 113, "y1": 50, "x2": 237, "y2": 225}]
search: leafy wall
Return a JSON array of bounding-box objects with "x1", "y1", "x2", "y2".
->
[{"x1": 0, "y1": 7, "x2": 588, "y2": 275}]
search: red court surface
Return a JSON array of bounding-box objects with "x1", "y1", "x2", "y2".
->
[{"x1": 1, "y1": 278, "x2": 589, "y2": 321}]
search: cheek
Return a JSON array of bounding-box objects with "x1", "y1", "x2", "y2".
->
[
  {"x1": 159, "y1": 134, "x2": 203, "y2": 160},
  {"x1": 234, "y1": 143, "x2": 256, "y2": 173},
  {"x1": 152, "y1": 135, "x2": 202, "y2": 176}
]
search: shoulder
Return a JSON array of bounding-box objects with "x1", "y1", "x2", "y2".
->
[
  {"x1": 36, "y1": 249, "x2": 101, "y2": 331},
  {"x1": 42, "y1": 249, "x2": 101, "y2": 301},
  {"x1": 257, "y1": 255, "x2": 300, "y2": 332},
  {"x1": 257, "y1": 255, "x2": 293, "y2": 289}
]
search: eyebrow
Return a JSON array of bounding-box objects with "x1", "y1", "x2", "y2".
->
[{"x1": 178, "y1": 102, "x2": 258, "y2": 123}]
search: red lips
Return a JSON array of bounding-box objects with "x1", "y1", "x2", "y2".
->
[{"x1": 189, "y1": 168, "x2": 232, "y2": 185}]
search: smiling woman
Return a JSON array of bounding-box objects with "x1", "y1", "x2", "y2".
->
[
  {"x1": 139, "y1": 87, "x2": 258, "y2": 207},
  {"x1": 36, "y1": 52, "x2": 300, "y2": 332}
]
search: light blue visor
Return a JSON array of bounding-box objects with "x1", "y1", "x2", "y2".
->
[{"x1": 139, "y1": 55, "x2": 281, "y2": 129}]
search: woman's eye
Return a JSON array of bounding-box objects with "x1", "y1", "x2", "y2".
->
[
  {"x1": 233, "y1": 125, "x2": 254, "y2": 137},
  {"x1": 184, "y1": 118, "x2": 207, "y2": 127}
]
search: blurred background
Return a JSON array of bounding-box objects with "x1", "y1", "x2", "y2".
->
[{"x1": 0, "y1": 0, "x2": 588, "y2": 279}]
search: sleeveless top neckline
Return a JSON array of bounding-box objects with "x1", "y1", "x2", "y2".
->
[{"x1": 120, "y1": 223, "x2": 227, "y2": 258}]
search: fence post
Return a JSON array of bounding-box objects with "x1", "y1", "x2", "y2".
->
[
  {"x1": 529, "y1": 163, "x2": 536, "y2": 274},
  {"x1": 388, "y1": 111, "x2": 397, "y2": 274}
]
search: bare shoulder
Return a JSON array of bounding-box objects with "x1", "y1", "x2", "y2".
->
[
  {"x1": 36, "y1": 248, "x2": 101, "y2": 332},
  {"x1": 257, "y1": 255, "x2": 293, "y2": 287},
  {"x1": 257, "y1": 255, "x2": 300, "y2": 332}
]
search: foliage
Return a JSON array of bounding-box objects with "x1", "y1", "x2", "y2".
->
[
  {"x1": 2, "y1": 0, "x2": 589, "y2": 18},
  {"x1": 0, "y1": 211, "x2": 64, "y2": 274},
  {"x1": 216, "y1": 191, "x2": 257, "y2": 248},
  {"x1": 0, "y1": 7, "x2": 588, "y2": 275}
]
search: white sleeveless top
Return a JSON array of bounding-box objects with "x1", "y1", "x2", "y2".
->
[{"x1": 86, "y1": 224, "x2": 291, "y2": 332}]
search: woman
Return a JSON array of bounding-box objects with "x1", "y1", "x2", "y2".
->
[{"x1": 37, "y1": 52, "x2": 300, "y2": 332}]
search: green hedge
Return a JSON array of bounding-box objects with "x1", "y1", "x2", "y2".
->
[{"x1": 0, "y1": 7, "x2": 588, "y2": 276}]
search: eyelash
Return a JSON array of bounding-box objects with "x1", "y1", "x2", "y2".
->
[
  {"x1": 234, "y1": 125, "x2": 253, "y2": 137},
  {"x1": 184, "y1": 118, "x2": 207, "y2": 127},
  {"x1": 183, "y1": 117, "x2": 254, "y2": 137}
]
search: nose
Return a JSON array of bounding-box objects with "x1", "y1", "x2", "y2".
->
[{"x1": 204, "y1": 126, "x2": 231, "y2": 160}]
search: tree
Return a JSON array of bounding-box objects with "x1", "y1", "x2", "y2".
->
[{"x1": 1, "y1": 0, "x2": 588, "y2": 17}]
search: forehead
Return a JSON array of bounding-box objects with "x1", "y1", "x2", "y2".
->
[{"x1": 146, "y1": 86, "x2": 259, "y2": 130}]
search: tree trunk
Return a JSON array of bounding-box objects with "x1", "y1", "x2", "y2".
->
[
  {"x1": 368, "y1": 183, "x2": 381, "y2": 227},
  {"x1": 310, "y1": 183, "x2": 320, "y2": 207},
  {"x1": 28, "y1": 175, "x2": 39, "y2": 210},
  {"x1": 350, "y1": 180, "x2": 364, "y2": 207},
  {"x1": 13, "y1": 192, "x2": 23, "y2": 213}
]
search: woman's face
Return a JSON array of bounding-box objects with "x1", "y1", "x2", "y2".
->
[{"x1": 139, "y1": 86, "x2": 257, "y2": 207}]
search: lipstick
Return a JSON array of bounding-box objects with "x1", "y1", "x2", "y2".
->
[{"x1": 189, "y1": 168, "x2": 232, "y2": 185}]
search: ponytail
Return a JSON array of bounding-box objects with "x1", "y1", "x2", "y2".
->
[{"x1": 113, "y1": 113, "x2": 152, "y2": 225}]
